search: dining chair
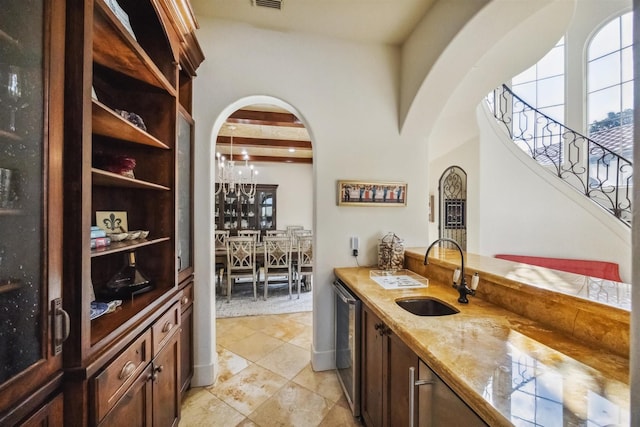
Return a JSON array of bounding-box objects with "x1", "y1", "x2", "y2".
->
[
  {"x1": 266, "y1": 229, "x2": 288, "y2": 237},
  {"x1": 226, "y1": 236, "x2": 257, "y2": 302},
  {"x1": 286, "y1": 225, "x2": 304, "y2": 238},
  {"x1": 262, "y1": 236, "x2": 293, "y2": 300},
  {"x1": 296, "y1": 235, "x2": 313, "y2": 296},
  {"x1": 214, "y1": 230, "x2": 230, "y2": 294},
  {"x1": 237, "y1": 229, "x2": 261, "y2": 243}
]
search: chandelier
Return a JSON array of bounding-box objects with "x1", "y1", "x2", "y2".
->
[{"x1": 214, "y1": 125, "x2": 258, "y2": 197}]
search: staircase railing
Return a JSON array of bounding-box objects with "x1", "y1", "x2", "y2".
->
[{"x1": 487, "y1": 84, "x2": 632, "y2": 227}]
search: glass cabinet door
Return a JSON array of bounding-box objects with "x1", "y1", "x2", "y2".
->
[
  {"x1": 0, "y1": 0, "x2": 64, "y2": 417},
  {"x1": 238, "y1": 193, "x2": 255, "y2": 230},
  {"x1": 257, "y1": 186, "x2": 277, "y2": 232},
  {"x1": 177, "y1": 111, "x2": 193, "y2": 277},
  {"x1": 222, "y1": 194, "x2": 237, "y2": 230}
]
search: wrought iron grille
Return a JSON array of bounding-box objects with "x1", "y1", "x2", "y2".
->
[
  {"x1": 487, "y1": 84, "x2": 632, "y2": 227},
  {"x1": 439, "y1": 166, "x2": 467, "y2": 250}
]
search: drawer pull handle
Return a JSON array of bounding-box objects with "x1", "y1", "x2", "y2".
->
[
  {"x1": 119, "y1": 361, "x2": 137, "y2": 381},
  {"x1": 162, "y1": 322, "x2": 174, "y2": 333},
  {"x1": 181, "y1": 296, "x2": 189, "y2": 305}
]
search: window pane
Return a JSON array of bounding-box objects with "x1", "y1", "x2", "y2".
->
[
  {"x1": 588, "y1": 86, "x2": 621, "y2": 125},
  {"x1": 589, "y1": 18, "x2": 620, "y2": 60},
  {"x1": 512, "y1": 65, "x2": 536, "y2": 85},
  {"x1": 512, "y1": 81, "x2": 536, "y2": 106},
  {"x1": 538, "y1": 105, "x2": 564, "y2": 123},
  {"x1": 622, "y1": 81, "x2": 633, "y2": 111},
  {"x1": 537, "y1": 46, "x2": 564, "y2": 79},
  {"x1": 588, "y1": 52, "x2": 621, "y2": 92},
  {"x1": 621, "y1": 46, "x2": 633, "y2": 82},
  {"x1": 621, "y1": 12, "x2": 632, "y2": 48},
  {"x1": 537, "y1": 75, "x2": 564, "y2": 108}
]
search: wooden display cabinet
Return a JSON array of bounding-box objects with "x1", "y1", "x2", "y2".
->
[
  {"x1": 62, "y1": 0, "x2": 203, "y2": 424},
  {"x1": 0, "y1": 0, "x2": 66, "y2": 424}
]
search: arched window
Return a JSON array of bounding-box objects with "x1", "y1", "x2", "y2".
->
[
  {"x1": 587, "y1": 12, "x2": 633, "y2": 159},
  {"x1": 511, "y1": 37, "x2": 565, "y2": 123}
]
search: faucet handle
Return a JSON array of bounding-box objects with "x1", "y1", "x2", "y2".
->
[{"x1": 452, "y1": 268, "x2": 461, "y2": 285}]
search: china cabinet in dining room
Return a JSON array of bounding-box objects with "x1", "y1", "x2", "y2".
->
[{"x1": 215, "y1": 184, "x2": 278, "y2": 236}]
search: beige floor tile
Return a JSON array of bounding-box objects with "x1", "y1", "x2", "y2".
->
[
  {"x1": 282, "y1": 311, "x2": 313, "y2": 326},
  {"x1": 255, "y1": 342, "x2": 310, "y2": 380},
  {"x1": 235, "y1": 419, "x2": 259, "y2": 427},
  {"x1": 318, "y1": 397, "x2": 362, "y2": 426},
  {"x1": 223, "y1": 331, "x2": 285, "y2": 362},
  {"x1": 215, "y1": 346, "x2": 251, "y2": 384},
  {"x1": 179, "y1": 388, "x2": 245, "y2": 427},
  {"x1": 256, "y1": 319, "x2": 309, "y2": 343},
  {"x1": 209, "y1": 363, "x2": 289, "y2": 416},
  {"x1": 248, "y1": 382, "x2": 332, "y2": 427},
  {"x1": 292, "y1": 365, "x2": 344, "y2": 403},
  {"x1": 216, "y1": 323, "x2": 259, "y2": 349},
  {"x1": 288, "y1": 328, "x2": 312, "y2": 350}
]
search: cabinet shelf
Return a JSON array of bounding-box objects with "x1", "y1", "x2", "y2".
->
[
  {"x1": 0, "y1": 280, "x2": 21, "y2": 294},
  {"x1": 92, "y1": 168, "x2": 170, "y2": 190},
  {"x1": 93, "y1": 0, "x2": 176, "y2": 95},
  {"x1": 90, "y1": 286, "x2": 169, "y2": 346},
  {"x1": 92, "y1": 100, "x2": 169, "y2": 149},
  {"x1": 91, "y1": 237, "x2": 170, "y2": 257},
  {"x1": 0, "y1": 129, "x2": 22, "y2": 142}
]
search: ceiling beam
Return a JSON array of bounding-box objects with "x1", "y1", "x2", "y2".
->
[
  {"x1": 249, "y1": 155, "x2": 313, "y2": 164},
  {"x1": 227, "y1": 110, "x2": 304, "y2": 128},
  {"x1": 216, "y1": 135, "x2": 312, "y2": 150}
]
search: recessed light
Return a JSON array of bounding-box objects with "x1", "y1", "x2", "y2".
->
[{"x1": 288, "y1": 148, "x2": 295, "y2": 153}]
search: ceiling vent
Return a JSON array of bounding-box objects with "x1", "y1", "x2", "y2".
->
[{"x1": 252, "y1": 0, "x2": 282, "y2": 10}]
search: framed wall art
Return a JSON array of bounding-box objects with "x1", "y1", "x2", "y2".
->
[{"x1": 337, "y1": 180, "x2": 407, "y2": 207}]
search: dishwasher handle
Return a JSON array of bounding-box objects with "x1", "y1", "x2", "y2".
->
[
  {"x1": 409, "y1": 366, "x2": 434, "y2": 427},
  {"x1": 333, "y1": 280, "x2": 358, "y2": 305}
]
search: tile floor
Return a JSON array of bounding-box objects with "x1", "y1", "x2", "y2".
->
[{"x1": 179, "y1": 311, "x2": 363, "y2": 427}]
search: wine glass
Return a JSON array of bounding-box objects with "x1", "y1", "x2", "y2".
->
[{"x1": 2, "y1": 65, "x2": 27, "y2": 133}]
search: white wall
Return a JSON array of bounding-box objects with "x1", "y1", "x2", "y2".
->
[
  {"x1": 246, "y1": 162, "x2": 313, "y2": 230},
  {"x1": 192, "y1": 19, "x2": 432, "y2": 383}
]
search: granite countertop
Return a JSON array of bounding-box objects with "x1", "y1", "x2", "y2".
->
[{"x1": 334, "y1": 253, "x2": 630, "y2": 426}]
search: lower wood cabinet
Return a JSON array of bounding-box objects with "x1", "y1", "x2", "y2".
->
[
  {"x1": 19, "y1": 392, "x2": 64, "y2": 427},
  {"x1": 90, "y1": 301, "x2": 181, "y2": 426},
  {"x1": 360, "y1": 302, "x2": 487, "y2": 427},
  {"x1": 361, "y1": 304, "x2": 418, "y2": 427}
]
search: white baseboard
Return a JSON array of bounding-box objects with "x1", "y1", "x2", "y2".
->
[{"x1": 311, "y1": 343, "x2": 335, "y2": 372}]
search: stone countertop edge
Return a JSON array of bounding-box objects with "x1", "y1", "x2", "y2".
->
[{"x1": 333, "y1": 264, "x2": 630, "y2": 427}]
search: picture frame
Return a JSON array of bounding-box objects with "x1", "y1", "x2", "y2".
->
[
  {"x1": 337, "y1": 180, "x2": 407, "y2": 206},
  {"x1": 96, "y1": 211, "x2": 128, "y2": 233}
]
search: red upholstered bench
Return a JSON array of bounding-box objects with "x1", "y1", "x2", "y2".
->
[{"x1": 494, "y1": 254, "x2": 622, "y2": 282}]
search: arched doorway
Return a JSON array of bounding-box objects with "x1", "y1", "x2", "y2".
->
[{"x1": 213, "y1": 102, "x2": 314, "y2": 317}]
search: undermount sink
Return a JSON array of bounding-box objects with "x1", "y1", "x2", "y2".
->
[{"x1": 396, "y1": 297, "x2": 459, "y2": 316}]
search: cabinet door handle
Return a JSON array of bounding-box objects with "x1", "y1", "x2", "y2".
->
[
  {"x1": 181, "y1": 296, "x2": 189, "y2": 305},
  {"x1": 119, "y1": 361, "x2": 137, "y2": 381},
  {"x1": 162, "y1": 321, "x2": 174, "y2": 333},
  {"x1": 52, "y1": 298, "x2": 70, "y2": 356}
]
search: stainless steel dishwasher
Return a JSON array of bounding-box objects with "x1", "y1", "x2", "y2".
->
[{"x1": 333, "y1": 279, "x2": 361, "y2": 417}]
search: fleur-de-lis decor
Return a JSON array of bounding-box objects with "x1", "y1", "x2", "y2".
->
[{"x1": 96, "y1": 211, "x2": 128, "y2": 233}]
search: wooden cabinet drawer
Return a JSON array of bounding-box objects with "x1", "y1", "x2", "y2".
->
[
  {"x1": 152, "y1": 303, "x2": 180, "y2": 356},
  {"x1": 180, "y1": 283, "x2": 194, "y2": 309},
  {"x1": 93, "y1": 329, "x2": 151, "y2": 423}
]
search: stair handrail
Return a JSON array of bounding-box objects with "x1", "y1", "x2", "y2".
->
[{"x1": 487, "y1": 84, "x2": 632, "y2": 227}]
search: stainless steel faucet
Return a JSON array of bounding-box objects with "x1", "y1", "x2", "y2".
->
[{"x1": 423, "y1": 238, "x2": 475, "y2": 303}]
